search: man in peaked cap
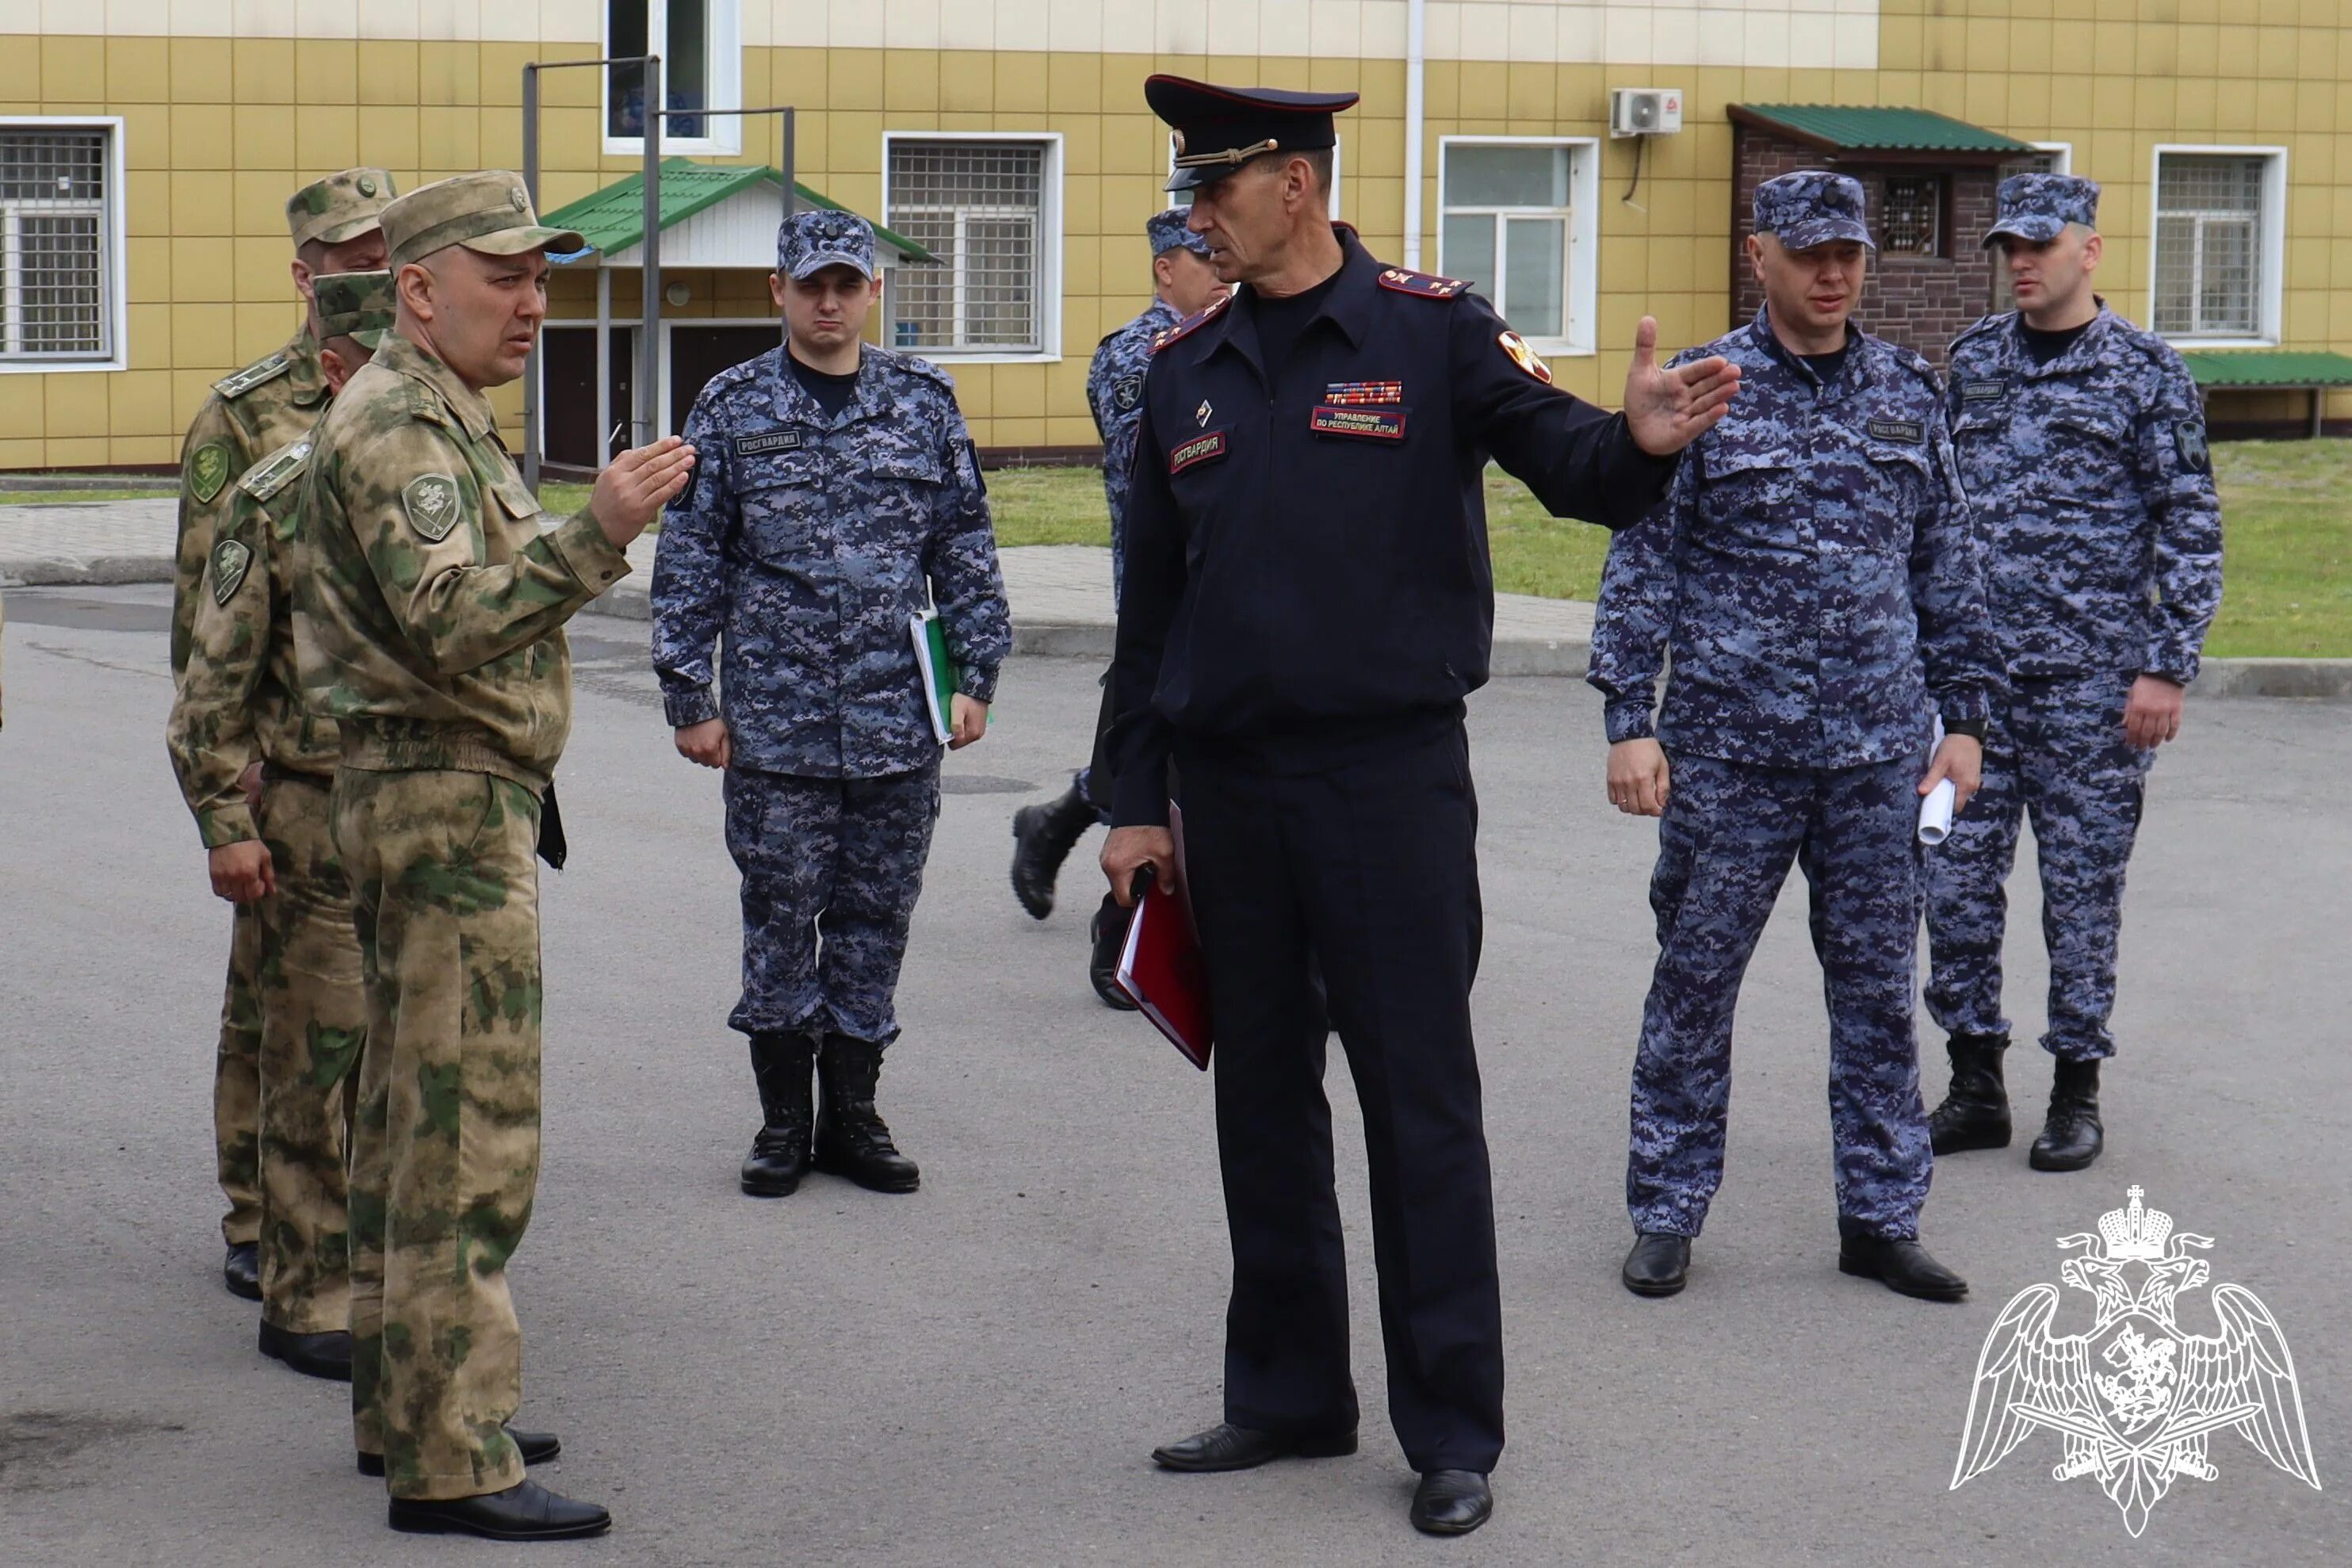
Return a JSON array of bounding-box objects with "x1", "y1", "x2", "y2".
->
[
  {"x1": 1100, "y1": 75, "x2": 1740, "y2": 1536},
  {"x1": 1589, "y1": 170, "x2": 1998, "y2": 1306},
  {"x1": 172, "y1": 166, "x2": 395, "y2": 1306},
  {"x1": 1921, "y1": 173, "x2": 2223, "y2": 1174},
  {"x1": 166, "y1": 270, "x2": 400, "y2": 1385},
  {"x1": 1009, "y1": 207, "x2": 1226, "y2": 1003},
  {"x1": 293, "y1": 170, "x2": 695, "y2": 1540},
  {"x1": 656, "y1": 207, "x2": 1008, "y2": 1203}
]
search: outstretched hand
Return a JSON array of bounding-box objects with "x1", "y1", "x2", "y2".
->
[
  {"x1": 1623, "y1": 316, "x2": 1740, "y2": 457},
  {"x1": 591, "y1": 436, "x2": 698, "y2": 548}
]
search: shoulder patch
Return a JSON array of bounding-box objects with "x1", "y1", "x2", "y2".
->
[
  {"x1": 236, "y1": 438, "x2": 313, "y2": 503},
  {"x1": 1498, "y1": 331, "x2": 1554, "y2": 385},
  {"x1": 213, "y1": 354, "x2": 293, "y2": 400},
  {"x1": 1151, "y1": 292, "x2": 1233, "y2": 354},
  {"x1": 401, "y1": 473, "x2": 464, "y2": 543},
  {"x1": 1377, "y1": 267, "x2": 1470, "y2": 300},
  {"x1": 209, "y1": 537, "x2": 254, "y2": 606},
  {"x1": 2174, "y1": 419, "x2": 2210, "y2": 473},
  {"x1": 186, "y1": 442, "x2": 233, "y2": 505}
]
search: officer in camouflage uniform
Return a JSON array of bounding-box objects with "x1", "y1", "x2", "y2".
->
[
  {"x1": 174, "y1": 167, "x2": 394, "y2": 1302},
  {"x1": 655, "y1": 210, "x2": 1011, "y2": 1202},
  {"x1": 293, "y1": 170, "x2": 695, "y2": 1542},
  {"x1": 166, "y1": 272, "x2": 398, "y2": 1383},
  {"x1": 1922, "y1": 174, "x2": 2224, "y2": 1173},
  {"x1": 1010, "y1": 208, "x2": 1222, "y2": 1003},
  {"x1": 1589, "y1": 172, "x2": 2001, "y2": 1303}
]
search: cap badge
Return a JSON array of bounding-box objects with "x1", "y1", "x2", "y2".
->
[
  {"x1": 358, "y1": 175, "x2": 377, "y2": 197},
  {"x1": 510, "y1": 188, "x2": 528, "y2": 212}
]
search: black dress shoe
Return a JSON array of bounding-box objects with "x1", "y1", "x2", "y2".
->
[
  {"x1": 1621, "y1": 1233, "x2": 1691, "y2": 1297},
  {"x1": 1150, "y1": 1421, "x2": 1358, "y2": 1472},
  {"x1": 1838, "y1": 1233, "x2": 1968, "y2": 1302},
  {"x1": 1409, "y1": 1470, "x2": 1494, "y2": 1535},
  {"x1": 359, "y1": 1428, "x2": 560, "y2": 1478},
  {"x1": 387, "y1": 1479, "x2": 609, "y2": 1540},
  {"x1": 222, "y1": 1243, "x2": 262, "y2": 1302},
  {"x1": 258, "y1": 1320, "x2": 353, "y2": 1381},
  {"x1": 2029, "y1": 1057, "x2": 2105, "y2": 1172}
]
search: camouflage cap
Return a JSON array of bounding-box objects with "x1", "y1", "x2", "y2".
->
[
  {"x1": 1753, "y1": 170, "x2": 1875, "y2": 252},
  {"x1": 286, "y1": 168, "x2": 397, "y2": 250},
  {"x1": 1984, "y1": 172, "x2": 2101, "y2": 247},
  {"x1": 1146, "y1": 208, "x2": 1213, "y2": 258},
  {"x1": 312, "y1": 270, "x2": 396, "y2": 350},
  {"x1": 778, "y1": 209, "x2": 878, "y2": 281},
  {"x1": 381, "y1": 170, "x2": 585, "y2": 271}
]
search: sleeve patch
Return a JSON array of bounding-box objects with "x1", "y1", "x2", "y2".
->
[
  {"x1": 2174, "y1": 420, "x2": 2210, "y2": 473},
  {"x1": 401, "y1": 473, "x2": 464, "y2": 542},
  {"x1": 1499, "y1": 331, "x2": 1554, "y2": 385},
  {"x1": 188, "y1": 442, "x2": 232, "y2": 505},
  {"x1": 209, "y1": 537, "x2": 254, "y2": 606}
]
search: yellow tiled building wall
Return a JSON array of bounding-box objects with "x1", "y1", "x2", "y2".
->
[{"x1": 3, "y1": 0, "x2": 2350, "y2": 468}]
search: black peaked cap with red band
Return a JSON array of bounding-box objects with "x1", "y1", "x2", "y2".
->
[{"x1": 1146, "y1": 75, "x2": 1360, "y2": 192}]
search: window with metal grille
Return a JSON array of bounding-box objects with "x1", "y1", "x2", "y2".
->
[
  {"x1": 1440, "y1": 143, "x2": 1574, "y2": 341},
  {"x1": 887, "y1": 140, "x2": 1047, "y2": 354},
  {"x1": 2, "y1": 128, "x2": 113, "y2": 361},
  {"x1": 2154, "y1": 153, "x2": 2266, "y2": 338},
  {"x1": 1880, "y1": 177, "x2": 1943, "y2": 258}
]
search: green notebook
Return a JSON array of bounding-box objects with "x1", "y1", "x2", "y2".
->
[{"x1": 908, "y1": 610, "x2": 959, "y2": 745}]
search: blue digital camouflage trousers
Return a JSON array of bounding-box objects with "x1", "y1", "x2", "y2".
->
[
  {"x1": 722, "y1": 760, "x2": 942, "y2": 1045},
  {"x1": 1922, "y1": 672, "x2": 2151, "y2": 1063},
  {"x1": 1628, "y1": 753, "x2": 1932, "y2": 1240}
]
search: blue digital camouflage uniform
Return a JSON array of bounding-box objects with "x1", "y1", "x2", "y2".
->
[
  {"x1": 1923, "y1": 174, "x2": 2224, "y2": 1065},
  {"x1": 1588, "y1": 174, "x2": 2002, "y2": 1241},
  {"x1": 652, "y1": 212, "x2": 1010, "y2": 1045},
  {"x1": 1088, "y1": 209, "x2": 1213, "y2": 604}
]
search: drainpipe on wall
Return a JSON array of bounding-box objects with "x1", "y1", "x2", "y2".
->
[{"x1": 1403, "y1": 0, "x2": 1426, "y2": 269}]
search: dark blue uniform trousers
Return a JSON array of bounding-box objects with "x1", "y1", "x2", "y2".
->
[
  {"x1": 1923, "y1": 673, "x2": 2151, "y2": 1063},
  {"x1": 722, "y1": 760, "x2": 941, "y2": 1045},
  {"x1": 1177, "y1": 720, "x2": 1502, "y2": 1475},
  {"x1": 1628, "y1": 753, "x2": 1932, "y2": 1241}
]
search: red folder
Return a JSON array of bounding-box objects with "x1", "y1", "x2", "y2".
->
[{"x1": 1113, "y1": 820, "x2": 1213, "y2": 1070}]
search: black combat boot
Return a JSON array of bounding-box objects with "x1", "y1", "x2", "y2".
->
[
  {"x1": 1089, "y1": 893, "x2": 1138, "y2": 1011},
  {"x1": 2030, "y1": 1057, "x2": 2105, "y2": 1172},
  {"x1": 740, "y1": 1031, "x2": 815, "y2": 1197},
  {"x1": 812, "y1": 1035, "x2": 921, "y2": 1193},
  {"x1": 1010, "y1": 786, "x2": 1097, "y2": 919},
  {"x1": 1928, "y1": 1031, "x2": 2012, "y2": 1155}
]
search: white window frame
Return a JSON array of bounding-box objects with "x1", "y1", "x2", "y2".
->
[
  {"x1": 1436, "y1": 136, "x2": 1597, "y2": 357},
  {"x1": 881, "y1": 130, "x2": 1064, "y2": 365},
  {"x1": 2147, "y1": 143, "x2": 2287, "y2": 349},
  {"x1": 2033, "y1": 141, "x2": 2073, "y2": 174},
  {"x1": 601, "y1": 0, "x2": 744, "y2": 158},
  {"x1": 0, "y1": 116, "x2": 127, "y2": 374}
]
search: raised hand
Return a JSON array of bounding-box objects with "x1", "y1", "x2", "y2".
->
[
  {"x1": 591, "y1": 435, "x2": 698, "y2": 547},
  {"x1": 1623, "y1": 316, "x2": 1741, "y2": 456}
]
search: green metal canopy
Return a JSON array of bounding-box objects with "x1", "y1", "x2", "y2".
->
[
  {"x1": 537, "y1": 159, "x2": 935, "y2": 264},
  {"x1": 2179, "y1": 350, "x2": 2352, "y2": 388},
  {"x1": 1729, "y1": 105, "x2": 2036, "y2": 159}
]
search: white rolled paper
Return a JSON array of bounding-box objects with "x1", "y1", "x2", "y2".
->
[{"x1": 1918, "y1": 777, "x2": 1957, "y2": 845}]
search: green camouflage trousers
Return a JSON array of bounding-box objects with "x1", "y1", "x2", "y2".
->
[
  {"x1": 216, "y1": 904, "x2": 263, "y2": 1247},
  {"x1": 252, "y1": 773, "x2": 365, "y2": 1333},
  {"x1": 333, "y1": 767, "x2": 543, "y2": 1501}
]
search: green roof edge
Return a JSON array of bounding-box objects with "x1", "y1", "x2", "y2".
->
[
  {"x1": 1732, "y1": 103, "x2": 2036, "y2": 154},
  {"x1": 2178, "y1": 349, "x2": 2352, "y2": 387},
  {"x1": 541, "y1": 161, "x2": 936, "y2": 265}
]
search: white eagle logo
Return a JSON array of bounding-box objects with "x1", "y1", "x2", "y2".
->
[{"x1": 1953, "y1": 1187, "x2": 2320, "y2": 1536}]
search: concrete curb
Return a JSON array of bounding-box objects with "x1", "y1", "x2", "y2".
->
[{"x1": 9, "y1": 551, "x2": 2351, "y2": 697}]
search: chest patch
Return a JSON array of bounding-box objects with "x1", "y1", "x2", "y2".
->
[
  {"x1": 401, "y1": 473, "x2": 463, "y2": 542},
  {"x1": 209, "y1": 537, "x2": 254, "y2": 606},
  {"x1": 188, "y1": 443, "x2": 232, "y2": 505},
  {"x1": 1168, "y1": 430, "x2": 1228, "y2": 475},
  {"x1": 1310, "y1": 405, "x2": 1407, "y2": 442},
  {"x1": 1867, "y1": 418, "x2": 1925, "y2": 444},
  {"x1": 1111, "y1": 374, "x2": 1143, "y2": 412},
  {"x1": 1961, "y1": 380, "x2": 2008, "y2": 403},
  {"x1": 736, "y1": 428, "x2": 805, "y2": 457}
]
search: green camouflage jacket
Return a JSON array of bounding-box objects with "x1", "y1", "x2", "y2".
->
[
  {"x1": 166, "y1": 436, "x2": 338, "y2": 847},
  {"x1": 292, "y1": 331, "x2": 630, "y2": 790},
  {"x1": 172, "y1": 324, "x2": 330, "y2": 673}
]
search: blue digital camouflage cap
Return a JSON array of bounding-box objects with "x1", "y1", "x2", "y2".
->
[
  {"x1": 1983, "y1": 172, "x2": 2101, "y2": 246},
  {"x1": 778, "y1": 209, "x2": 878, "y2": 281},
  {"x1": 1753, "y1": 170, "x2": 1874, "y2": 251},
  {"x1": 1146, "y1": 208, "x2": 1212, "y2": 258}
]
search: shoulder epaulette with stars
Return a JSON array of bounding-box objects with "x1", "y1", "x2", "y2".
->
[
  {"x1": 212, "y1": 353, "x2": 293, "y2": 400},
  {"x1": 1376, "y1": 267, "x2": 1469, "y2": 300},
  {"x1": 1151, "y1": 291, "x2": 1232, "y2": 354}
]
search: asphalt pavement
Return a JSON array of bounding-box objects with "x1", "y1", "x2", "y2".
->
[{"x1": 2, "y1": 584, "x2": 2346, "y2": 1566}]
